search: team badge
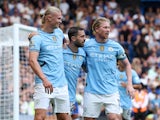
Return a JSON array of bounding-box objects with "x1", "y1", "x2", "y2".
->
[
  {"x1": 52, "y1": 36, "x2": 57, "y2": 41},
  {"x1": 108, "y1": 47, "x2": 113, "y2": 51},
  {"x1": 79, "y1": 56, "x2": 82, "y2": 60},
  {"x1": 100, "y1": 46, "x2": 104, "y2": 51},
  {"x1": 120, "y1": 74, "x2": 123, "y2": 79},
  {"x1": 73, "y1": 54, "x2": 76, "y2": 59}
]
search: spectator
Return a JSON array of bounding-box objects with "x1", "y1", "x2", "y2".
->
[{"x1": 132, "y1": 85, "x2": 149, "y2": 120}]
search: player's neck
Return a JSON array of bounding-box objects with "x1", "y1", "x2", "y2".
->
[
  {"x1": 41, "y1": 24, "x2": 56, "y2": 33},
  {"x1": 68, "y1": 44, "x2": 78, "y2": 53},
  {"x1": 41, "y1": 27, "x2": 53, "y2": 33},
  {"x1": 95, "y1": 36, "x2": 108, "y2": 43}
]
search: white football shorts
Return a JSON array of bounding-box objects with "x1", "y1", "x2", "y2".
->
[
  {"x1": 122, "y1": 108, "x2": 131, "y2": 120},
  {"x1": 33, "y1": 83, "x2": 70, "y2": 114},
  {"x1": 83, "y1": 92, "x2": 122, "y2": 118}
]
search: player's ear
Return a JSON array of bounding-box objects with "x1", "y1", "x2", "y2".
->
[
  {"x1": 71, "y1": 36, "x2": 76, "y2": 42},
  {"x1": 94, "y1": 26, "x2": 99, "y2": 33},
  {"x1": 46, "y1": 14, "x2": 52, "y2": 22}
]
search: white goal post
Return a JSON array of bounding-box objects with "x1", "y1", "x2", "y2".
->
[{"x1": 0, "y1": 24, "x2": 37, "y2": 120}]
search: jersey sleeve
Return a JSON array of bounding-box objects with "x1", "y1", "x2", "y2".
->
[
  {"x1": 29, "y1": 35, "x2": 42, "y2": 52},
  {"x1": 116, "y1": 43, "x2": 127, "y2": 60},
  {"x1": 132, "y1": 70, "x2": 141, "y2": 84}
]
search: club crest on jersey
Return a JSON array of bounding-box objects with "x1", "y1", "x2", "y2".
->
[
  {"x1": 120, "y1": 74, "x2": 123, "y2": 79},
  {"x1": 52, "y1": 36, "x2": 57, "y2": 41},
  {"x1": 79, "y1": 56, "x2": 82, "y2": 60},
  {"x1": 108, "y1": 47, "x2": 113, "y2": 51},
  {"x1": 100, "y1": 46, "x2": 104, "y2": 51},
  {"x1": 73, "y1": 54, "x2": 76, "y2": 59}
]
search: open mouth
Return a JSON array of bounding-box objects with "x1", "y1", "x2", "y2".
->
[{"x1": 106, "y1": 32, "x2": 109, "y2": 35}]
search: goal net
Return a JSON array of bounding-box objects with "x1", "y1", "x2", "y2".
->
[{"x1": 0, "y1": 24, "x2": 37, "y2": 120}]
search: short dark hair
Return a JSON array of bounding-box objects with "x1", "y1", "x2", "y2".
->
[{"x1": 68, "y1": 27, "x2": 84, "y2": 41}]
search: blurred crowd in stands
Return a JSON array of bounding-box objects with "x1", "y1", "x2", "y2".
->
[{"x1": 0, "y1": 0, "x2": 160, "y2": 119}]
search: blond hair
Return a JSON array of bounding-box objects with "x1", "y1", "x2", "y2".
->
[
  {"x1": 92, "y1": 17, "x2": 110, "y2": 35},
  {"x1": 40, "y1": 6, "x2": 61, "y2": 24}
]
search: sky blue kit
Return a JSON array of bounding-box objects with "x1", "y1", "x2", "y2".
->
[
  {"x1": 63, "y1": 46, "x2": 86, "y2": 102},
  {"x1": 29, "y1": 28, "x2": 67, "y2": 87},
  {"x1": 117, "y1": 69, "x2": 141, "y2": 109},
  {"x1": 83, "y1": 38, "x2": 127, "y2": 94}
]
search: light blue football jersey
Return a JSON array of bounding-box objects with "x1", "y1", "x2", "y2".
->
[
  {"x1": 117, "y1": 69, "x2": 141, "y2": 109},
  {"x1": 29, "y1": 28, "x2": 67, "y2": 87},
  {"x1": 63, "y1": 46, "x2": 86, "y2": 102},
  {"x1": 83, "y1": 38, "x2": 126, "y2": 94}
]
